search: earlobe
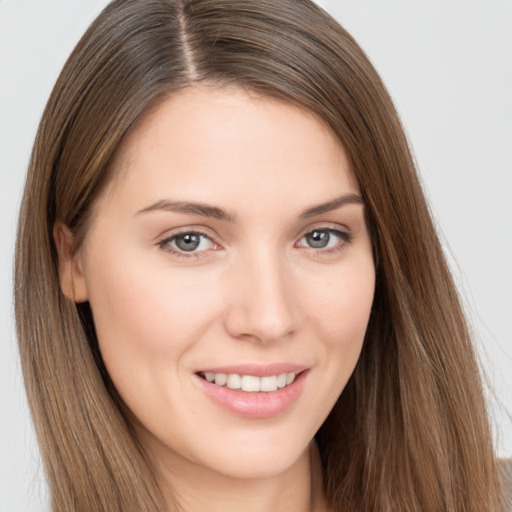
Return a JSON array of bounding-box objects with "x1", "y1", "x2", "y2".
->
[{"x1": 53, "y1": 222, "x2": 89, "y2": 303}]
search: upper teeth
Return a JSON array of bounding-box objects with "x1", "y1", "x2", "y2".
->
[{"x1": 203, "y1": 372, "x2": 297, "y2": 392}]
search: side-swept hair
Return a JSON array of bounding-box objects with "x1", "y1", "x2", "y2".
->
[{"x1": 15, "y1": 1, "x2": 504, "y2": 510}]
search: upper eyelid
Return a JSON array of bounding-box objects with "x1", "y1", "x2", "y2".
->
[
  {"x1": 156, "y1": 223, "x2": 351, "y2": 248},
  {"x1": 157, "y1": 229, "x2": 219, "y2": 255},
  {"x1": 158, "y1": 231, "x2": 219, "y2": 259},
  {"x1": 297, "y1": 222, "x2": 350, "y2": 238},
  {"x1": 296, "y1": 226, "x2": 351, "y2": 244},
  {"x1": 158, "y1": 226, "x2": 218, "y2": 243}
]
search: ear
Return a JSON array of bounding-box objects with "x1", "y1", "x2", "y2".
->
[{"x1": 53, "y1": 222, "x2": 89, "y2": 303}]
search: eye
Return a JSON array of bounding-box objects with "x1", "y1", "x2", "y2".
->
[
  {"x1": 160, "y1": 231, "x2": 218, "y2": 256},
  {"x1": 296, "y1": 228, "x2": 350, "y2": 251}
]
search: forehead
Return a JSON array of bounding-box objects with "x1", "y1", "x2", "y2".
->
[{"x1": 103, "y1": 86, "x2": 359, "y2": 212}]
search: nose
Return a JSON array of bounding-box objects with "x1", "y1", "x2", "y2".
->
[{"x1": 223, "y1": 248, "x2": 296, "y2": 344}]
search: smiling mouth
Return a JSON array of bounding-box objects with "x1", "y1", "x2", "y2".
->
[{"x1": 197, "y1": 371, "x2": 300, "y2": 393}]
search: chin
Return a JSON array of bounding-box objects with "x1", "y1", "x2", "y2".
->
[{"x1": 194, "y1": 430, "x2": 312, "y2": 480}]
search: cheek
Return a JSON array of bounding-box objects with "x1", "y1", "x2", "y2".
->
[
  {"x1": 291, "y1": 257, "x2": 375, "y2": 434},
  {"x1": 83, "y1": 249, "x2": 221, "y2": 403},
  {"x1": 88, "y1": 253, "x2": 218, "y2": 346},
  {"x1": 302, "y1": 260, "x2": 375, "y2": 346},
  {"x1": 305, "y1": 258, "x2": 374, "y2": 389}
]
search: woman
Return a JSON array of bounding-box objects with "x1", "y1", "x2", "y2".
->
[{"x1": 14, "y1": 0, "x2": 509, "y2": 510}]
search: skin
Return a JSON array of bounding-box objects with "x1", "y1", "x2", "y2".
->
[{"x1": 56, "y1": 86, "x2": 376, "y2": 512}]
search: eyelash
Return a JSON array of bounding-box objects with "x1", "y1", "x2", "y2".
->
[
  {"x1": 158, "y1": 229, "x2": 216, "y2": 260},
  {"x1": 295, "y1": 227, "x2": 352, "y2": 255},
  {"x1": 158, "y1": 226, "x2": 352, "y2": 260}
]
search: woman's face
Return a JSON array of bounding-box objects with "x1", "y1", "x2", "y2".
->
[{"x1": 68, "y1": 87, "x2": 375, "y2": 481}]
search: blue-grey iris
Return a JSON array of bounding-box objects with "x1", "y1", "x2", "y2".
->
[
  {"x1": 175, "y1": 233, "x2": 201, "y2": 251},
  {"x1": 306, "y1": 230, "x2": 330, "y2": 248}
]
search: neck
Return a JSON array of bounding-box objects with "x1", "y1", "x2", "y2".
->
[{"x1": 156, "y1": 441, "x2": 327, "y2": 512}]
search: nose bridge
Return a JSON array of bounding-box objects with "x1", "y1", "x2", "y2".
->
[{"x1": 224, "y1": 242, "x2": 296, "y2": 343}]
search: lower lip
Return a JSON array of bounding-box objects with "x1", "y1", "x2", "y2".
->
[{"x1": 194, "y1": 371, "x2": 308, "y2": 419}]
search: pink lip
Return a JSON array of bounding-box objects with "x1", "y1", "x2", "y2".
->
[{"x1": 194, "y1": 366, "x2": 309, "y2": 419}]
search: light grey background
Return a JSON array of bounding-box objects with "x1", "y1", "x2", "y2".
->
[{"x1": 1, "y1": 1, "x2": 511, "y2": 511}]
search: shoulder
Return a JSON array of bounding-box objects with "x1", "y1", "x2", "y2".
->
[{"x1": 501, "y1": 458, "x2": 512, "y2": 511}]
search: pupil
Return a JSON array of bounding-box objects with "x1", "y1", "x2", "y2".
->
[
  {"x1": 307, "y1": 230, "x2": 329, "y2": 248},
  {"x1": 176, "y1": 233, "x2": 200, "y2": 251}
]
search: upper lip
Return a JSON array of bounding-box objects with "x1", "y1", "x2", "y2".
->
[{"x1": 196, "y1": 363, "x2": 309, "y2": 377}]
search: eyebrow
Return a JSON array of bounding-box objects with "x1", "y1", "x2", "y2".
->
[
  {"x1": 136, "y1": 193, "x2": 364, "y2": 221},
  {"x1": 136, "y1": 199, "x2": 236, "y2": 221},
  {"x1": 299, "y1": 193, "x2": 364, "y2": 218}
]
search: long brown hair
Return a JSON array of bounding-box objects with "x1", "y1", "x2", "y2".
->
[{"x1": 15, "y1": 0, "x2": 505, "y2": 510}]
